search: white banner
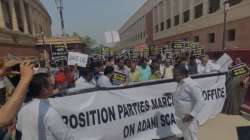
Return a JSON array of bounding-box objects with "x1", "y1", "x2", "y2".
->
[
  {"x1": 68, "y1": 52, "x2": 88, "y2": 67},
  {"x1": 49, "y1": 73, "x2": 226, "y2": 140}
]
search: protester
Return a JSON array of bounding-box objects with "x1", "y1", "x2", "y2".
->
[
  {"x1": 16, "y1": 73, "x2": 74, "y2": 140},
  {"x1": 160, "y1": 61, "x2": 174, "y2": 79},
  {"x1": 114, "y1": 58, "x2": 129, "y2": 84},
  {"x1": 197, "y1": 54, "x2": 221, "y2": 74},
  {"x1": 138, "y1": 59, "x2": 151, "y2": 81},
  {"x1": 222, "y1": 58, "x2": 250, "y2": 115},
  {"x1": 150, "y1": 62, "x2": 161, "y2": 80},
  {"x1": 54, "y1": 65, "x2": 67, "y2": 89},
  {"x1": 97, "y1": 66, "x2": 114, "y2": 87},
  {"x1": 93, "y1": 61, "x2": 104, "y2": 83},
  {"x1": 64, "y1": 66, "x2": 75, "y2": 88},
  {"x1": 129, "y1": 61, "x2": 140, "y2": 82},
  {"x1": 0, "y1": 61, "x2": 34, "y2": 128},
  {"x1": 67, "y1": 67, "x2": 96, "y2": 93},
  {"x1": 188, "y1": 56, "x2": 198, "y2": 75},
  {"x1": 173, "y1": 65, "x2": 205, "y2": 140},
  {"x1": 105, "y1": 56, "x2": 115, "y2": 67}
]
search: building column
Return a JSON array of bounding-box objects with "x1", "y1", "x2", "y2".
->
[
  {"x1": 0, "y1": 0, "x2": 6, "y2": 28},
  {"x1": 28, "y1": 5, "x2": 35, "y2": 35},
  {"x1": 170, "y1": 0, "x2": 175, "y2": 27},
  {"x1": 9, "y1": 0, "x2": 18, "y2": 31},
  {"x1": 179, "y1": 0, "x2": 184, "y2": 24},
  {"x1": 203, "y1": 0, "x2": 209, "y2": 16},
  {"x1": 163, "y1": 0, "x2": 167, "y2": 21},
  {"x1": 190, "y1": 0, "x2": 195, "y2": 20},
  {"x1": 20, "y1": 0, "x2": 28, "y2": 33}
]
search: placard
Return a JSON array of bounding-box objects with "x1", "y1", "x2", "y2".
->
[
  {"x1": 68, "y1": 52, "x2": 88, "y2": 67},
  {"x1": 111, "y1": 72, "x2": 127, "y2": 85},
  {"x1": 230, "y1": 64, "x2": 249, "y2": 77},
  {"x1": 51, "y1": 44, "x2": 68, "y2": 61}
]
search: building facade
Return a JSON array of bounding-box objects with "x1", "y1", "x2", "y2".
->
[
  {"x1": 0, "y1": 0, "x2": 52, "y2": 58},
  {"x1": 118, "y1": 0, "x2": 250, "y2": 52}
]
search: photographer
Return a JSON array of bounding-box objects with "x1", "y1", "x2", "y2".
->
[{"x1": 0, "y1": 61, "x2": 34, "y2": 128}]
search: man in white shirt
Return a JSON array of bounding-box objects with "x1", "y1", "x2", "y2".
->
[
  {"x1": 97, "y1": 66, "x2": 114, "y2": 88},
  {"x1": 198, "y1": 54, "x2": 221, "y2": 74},
  {"x1": 173, "y1": 65, "x2": 205, "y2": 140},
  {"x1": 67, "y1": 67, "x2": 96, "y2": 93},
  {"x1": 16, "y1": 73, "x2": 74, "y2": 140}
]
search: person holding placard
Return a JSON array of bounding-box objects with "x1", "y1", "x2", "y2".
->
[{"x1": 114, "y1": 59, "x2": 129, "y2": 85}]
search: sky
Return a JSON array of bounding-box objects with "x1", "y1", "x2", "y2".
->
[{"x1": 41, "y1": 0, "x2": 146, "y2": 45}]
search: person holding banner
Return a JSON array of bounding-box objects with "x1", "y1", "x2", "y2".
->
[
  {"x1": 97, "y1": 66, "x2": 114, "y2": 87},
  {"x1": 16, "y1": 73, "x2": 75, "y2": 140},
  {"x1": 173, "y1": 65, "x2": 205, "y2": 140}
]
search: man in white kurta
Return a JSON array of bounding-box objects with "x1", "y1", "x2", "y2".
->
[
  {"x1": 198, "y1": 55, "x2": 221, "y2": 74},
  {"x1": 173, "y1": 65, "x2": 205, "y2": 140}
]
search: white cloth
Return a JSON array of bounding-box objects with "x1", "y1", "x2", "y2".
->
[
  {"x1": 16, "y1": 99, "x2": 74, "y2": 140},
  {"x1": 75, "y1": 77, "x2": 96, "y2": 88},
  {"x1": 174, "y1": 77, "x2": 205, "y2": 140},
  {"x1": 66, "y1": 77, "x2": 96, "y2": 93},
  {"x1": 97, "y1": 75, "x2": 113, "y2": 88},
  {"x1": 176, "y1": 118, "x2": 199, "y2": 140},
  {"x1": 198, "y1": 60, "x2": 221, "y2": 74}
]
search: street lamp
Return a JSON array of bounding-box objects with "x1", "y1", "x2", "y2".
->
[{"x1": 222, "y1": 0, "x2": 230, "y2": 50}]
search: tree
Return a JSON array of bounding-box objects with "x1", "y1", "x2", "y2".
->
[{"x1": 71, "y1": 32, "x2": 96, "y2": 54}]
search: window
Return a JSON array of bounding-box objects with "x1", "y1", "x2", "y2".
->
[
  {"x1": 155, "y1": 24, "x2": 159, "y2": 33},
  {"x1": 227, "y1": 29, "x2": 235, "y2": 41},
  {"x1": 209, "y1": 0, "x2": 220, "y2": 13},
  {"x1": 160, "y1": 22, "x2": 164, "y2": 31},
  {"x1": 183, "y1": 10, "x2": 190, "y2": 23},
  {"x1": 208, "y1": 33, "x2": 215, "y2": 43},
  {"x1": 194, "y1": 4, "x2": 203, "y2": 19},
  {"x1": 174, "y1": 15, "x2": 180, "y2": 26},
  {"x1": 194, "y1": 36, "x2": 200, "y2": 42},
  {"x1": 166, "y1": 19, "x2": 171, "y2": 29},
  {"x1": 229, "y1": 0, "x2": 242, "y2": 6}
]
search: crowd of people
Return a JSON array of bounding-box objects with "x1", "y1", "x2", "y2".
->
[
  {"x1": 0, "y1": 51, "x2": 249, "y2": 140},
  {"x1": 54, "y1": 53, "x2": 221, "y2": 91}
]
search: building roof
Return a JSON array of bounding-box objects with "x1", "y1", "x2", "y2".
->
[{"x1": 36, "y1": 36, "x2": 82, "y2": 45}]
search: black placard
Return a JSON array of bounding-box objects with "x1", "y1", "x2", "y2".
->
[
  {"x1": 111, "y1": 72, "x2": 126, "y2": 85},
  {"x1": 51, "y1": 45, "x2": 68, "y2": 61},
  {"x1": 230, "y1": 64, "x2": 249, "y2": 77}
]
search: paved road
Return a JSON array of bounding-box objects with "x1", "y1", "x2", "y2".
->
[{"x1": 198, "y1": 114, "x2": 250, "y2": 140}]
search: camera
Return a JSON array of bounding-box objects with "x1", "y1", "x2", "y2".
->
[{"x1": 11, "y1": 61, "x2": 40, "y2": 72}]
